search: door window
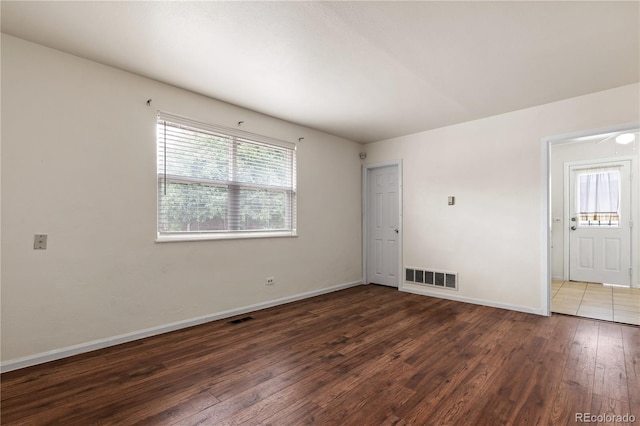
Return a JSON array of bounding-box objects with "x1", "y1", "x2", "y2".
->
[{"x1": 577, "y1": 169, "x2": 620, "y2": 227}]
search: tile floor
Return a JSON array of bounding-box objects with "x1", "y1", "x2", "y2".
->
[{"x1": 551, "y1": 280, "x2": 640, "y2": 325}]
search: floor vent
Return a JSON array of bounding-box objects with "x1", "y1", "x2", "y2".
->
[
  {"x1": 228, "y1": 316, "x2": 254, "y2": 324},
  {"x1": 405, "y1": 267, "x2": 458, "y2": 290}
]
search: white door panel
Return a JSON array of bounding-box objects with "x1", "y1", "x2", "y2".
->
[
  {"x1": 603, "y1": 238, "x2": 621, "y2": 272},
  {"x1": 569, "y1": 160, "x2": 631, "y2": 285},
  {"x1": 577, "y1": 237, "x2": 594, "y2": 269},
  {"x1": 367, "y1": 165, "x2": 399, "y2": 287}
]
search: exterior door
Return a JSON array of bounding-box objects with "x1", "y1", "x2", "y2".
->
[
  {"x1": 367, "y1": 165, "x2": 399, "y2": 287},
  {"x1": 569, "y1": 160, "x2": 631, "y2": 285}
]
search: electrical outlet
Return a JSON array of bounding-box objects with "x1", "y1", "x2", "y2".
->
[
  {"x1": 34, "y1": 234, "x2": 47, "y2": 250},
  {"x1": 265, "y1": 277, "x2": 275, "y2": 286}
]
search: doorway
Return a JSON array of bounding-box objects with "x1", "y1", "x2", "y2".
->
[
  {"x1": 363, "y1": 162, "x2": 402, "y2": 288},
  {"x1": 547, "y1": 125, "x2": 639, "y2": 324}
]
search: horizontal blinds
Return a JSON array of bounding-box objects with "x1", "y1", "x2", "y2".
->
[{"x1": 157, "y1": 113, "x2": 296, "y2": 235}]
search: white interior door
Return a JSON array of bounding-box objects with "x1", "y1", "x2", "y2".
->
[
  {"x1": 367, "y1": 165, "x2": 399, "y2": 287},
  {"x1": 569, "y1": 160, "x2": 631, "y2": 285}
]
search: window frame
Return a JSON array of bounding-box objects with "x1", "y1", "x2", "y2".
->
[{"x1": 156, "y1": 112, "x2": 297, "y2": 242}]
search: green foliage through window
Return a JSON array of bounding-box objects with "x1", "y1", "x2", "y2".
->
[{"x1": 157, "y1": 114, "x2": 296, "y2": 236}]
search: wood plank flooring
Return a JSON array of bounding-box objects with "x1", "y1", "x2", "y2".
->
[{"x1": 2, "y1": 284, "x2": 638, "y2": 425}]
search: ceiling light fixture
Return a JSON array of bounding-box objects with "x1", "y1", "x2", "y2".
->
[{"x1": 615, "y1": 133, "x2": 635, "y2": 145}]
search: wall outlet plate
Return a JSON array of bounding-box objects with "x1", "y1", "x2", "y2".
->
[
  {"x1": 265, "y1": 277, "x2": 275, "y2": 286},
  {"x1": 34, "y1": 234, "x2": 47, "y2": 250}
]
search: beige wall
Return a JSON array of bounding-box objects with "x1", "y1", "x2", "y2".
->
[
  {"x1": 2, "y1": 32, "x2": 639, "y2": 368},
  {"x1": 364, "y1": 83, "x2": 640, "y2": 313},
  {"x1": 1, "y1": 35, "x2": 363, "y2": 364}
]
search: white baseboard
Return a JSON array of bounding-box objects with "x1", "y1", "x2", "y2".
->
[
  {"x1": 1, "y1": 280, "x2": 363, "y2": 373},
  {"x1": 399, "y1": 286, "x2": 545, "y2": 316}
]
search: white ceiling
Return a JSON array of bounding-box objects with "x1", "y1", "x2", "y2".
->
[{"x1": 2, "y1": 1, "x2": 639, "y2": 143}]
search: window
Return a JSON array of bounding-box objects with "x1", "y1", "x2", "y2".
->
[
  {"x1": 577, "y1": 169, "x2": 620, "y2": 227},
  {"x1": 157, "y1": 113, "x2": 296, "y2": 240}
]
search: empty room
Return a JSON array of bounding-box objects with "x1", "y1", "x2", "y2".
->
[{"x1": 1, "y1": 1, "x2": 639, "y2": 424}]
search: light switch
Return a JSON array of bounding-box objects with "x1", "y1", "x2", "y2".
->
[
  {"x1": 448, "y1": 196, "x2": 455, "y2": 206},
  {"x1": 34, "y1": 234, "x2": 47, "y2": 250}
]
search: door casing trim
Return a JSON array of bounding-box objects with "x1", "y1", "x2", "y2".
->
[
  {"x1": 362, "y1": 160, "x2": 403, "y2": 288},
  {"x1": 563, "y1": 157, "x2": 635, "y2": 285}
]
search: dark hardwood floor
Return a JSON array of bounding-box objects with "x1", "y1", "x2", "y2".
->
[{"x1": 2, "y1": 284, "x2": 638, "y2": 425}]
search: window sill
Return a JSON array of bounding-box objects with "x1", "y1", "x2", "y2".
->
[{"x1": 155, "y1": 231, "x2": 298, "y2": 243}]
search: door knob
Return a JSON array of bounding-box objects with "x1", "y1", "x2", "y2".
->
[
  {"x1": 571, "y1": 226, "x2": 577, "y2": 231},
  {"x1": 394, "y1": 229, "x2": 399, "y2": 234}
]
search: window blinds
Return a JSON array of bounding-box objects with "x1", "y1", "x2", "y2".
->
[{"x1": 157, "y1": 112, "x2": 297, "y2": 237}]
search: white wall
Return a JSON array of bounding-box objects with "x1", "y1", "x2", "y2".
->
[
  {"x1": 3, "y1": 33, "x2": 639, "y2": 369},
  {"x1": 364, "y1": 83, "x2": 640, "y2": 313},
  {"x1": 0, "y1": 35, "x2": 363, "y2": 365},
  {"x1": 550, "y1": 138, "x2": 639, "y2": 281}
]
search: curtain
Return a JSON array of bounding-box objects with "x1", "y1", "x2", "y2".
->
[{"x1": 578, "y1": 169, "x2": 620, "y2": 221}]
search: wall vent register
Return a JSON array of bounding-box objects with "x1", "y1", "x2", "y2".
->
[{"x1": 405, "y1": 267, "x2": 458, "y2": 290}]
